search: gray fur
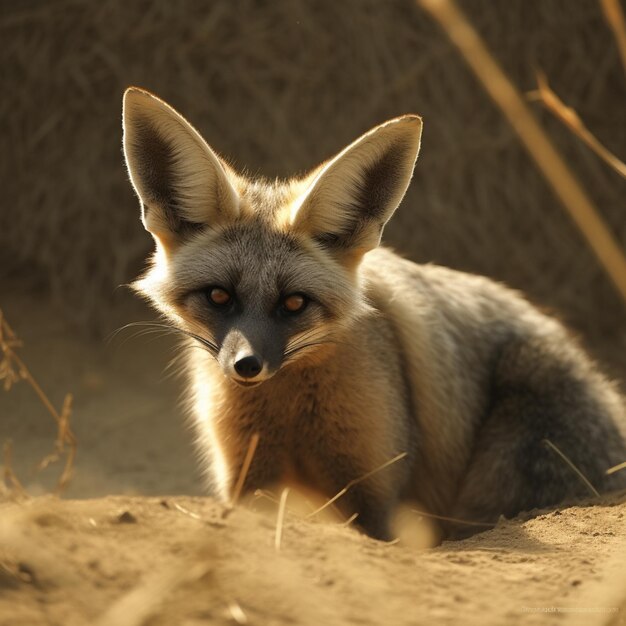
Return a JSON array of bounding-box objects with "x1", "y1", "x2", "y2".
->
[{"x1": 122, "y1": 88, "x2": 626, "y2": 542}]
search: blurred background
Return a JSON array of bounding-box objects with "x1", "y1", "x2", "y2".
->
[{"x1": 1, "y1": 0, "x2": 625, "y2": 497}]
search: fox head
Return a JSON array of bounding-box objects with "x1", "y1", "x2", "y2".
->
[{"x1": 122, "y1": 88, "x2": 422, "y2": 387}]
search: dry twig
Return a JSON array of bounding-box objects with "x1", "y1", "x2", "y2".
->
[
  {"x1": 0, "y1": 309, "x2": 77, "y2": 493},
  {"x1": 418, "y1": 0, "x2": 626, "y2": 307},
  {"x1": 600, "y1": 0, "x2": 626, "y2": 76},
  {"x1": 528, "y1": 72, "x2": 626, "y2": 178}
]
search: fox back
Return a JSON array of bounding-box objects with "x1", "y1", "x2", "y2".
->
[{"x1": 122, "y1": 88, "x2": 626, "y2": 541}]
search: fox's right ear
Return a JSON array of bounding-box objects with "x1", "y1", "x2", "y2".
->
[{"x1": 122, "y1": 88, "x2": 239, "y2": 247}]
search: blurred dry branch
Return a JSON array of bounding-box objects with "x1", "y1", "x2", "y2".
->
[
  {"x1": 528, "y1": 72, "x2": 626, "y2": 178},
  {"x1": 418, "y1": 0, "x2": 626, "y2": 307},
  {"x1": 601, "y1": 0, "x2": 626, "y2": 75},
  {"x1": 0, "y1": 310, "x2": 77, "y2": 493}
]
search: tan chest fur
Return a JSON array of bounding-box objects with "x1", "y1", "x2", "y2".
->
[{"x1": 189, "y1": 316, "x2": 413, "y2": 505}]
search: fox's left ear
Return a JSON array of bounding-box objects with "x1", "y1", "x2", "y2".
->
[{"x1": 289, "y1": 115, "x2": 422, "y2": 257}]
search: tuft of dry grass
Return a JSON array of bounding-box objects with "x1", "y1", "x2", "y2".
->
[{"x1": 0, "y1": 310, "x2": 77, "y2": 494}]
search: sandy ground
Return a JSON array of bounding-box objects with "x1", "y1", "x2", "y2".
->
[
  {"x1": 0, "y1": 494, "x2": 625, "y2": 626},
  {"x1": 1, "y1": 281, "x2": 626, "y2": 625}
]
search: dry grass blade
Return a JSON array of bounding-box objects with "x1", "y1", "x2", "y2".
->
[
  {"x1": 410, "y1": 508, "x2": 494, "y2": 528},
  {"x1": 274, "y1": 487, "x2": 290, "y2": 552},
  {"x1": 528, "y1": 72, "x2": 626, "y2": 178},
  {"x1": 542, "y1": 439, "x2": 600, "y2": 497},
  {"x1": 307, "y1": 452, "x2": 408, "y2": 519},
  {"x1": 173, "y1": 502, "x2": 202, "y2": 520},
  {"x1": 601, "y1": 0, "x2": 626, "y2": 76},
  {"x1": 223, "y1": 432, "x2": 260, "y2": 518},
  {"x1": 418, "y1": 0, "x2": 626, "y2": 308},
  {"x1": 606, "y1": 460, "x2": 626, "y2": 475},
  {"x1": 227, "y1": 601, "x2": 248, "y2": 625},
  {"x1": 252, "y1": 489, "x2": 280, "y2": 505},
  {"x1": 341, "y1": 512, "x2": 359, "y2": 527},
  {"x1": 3, "y1": 440, "x2": 27, "y2": 498},
  {"x1": 0, "y1": 310, "x2": 77, "y2": 493}
]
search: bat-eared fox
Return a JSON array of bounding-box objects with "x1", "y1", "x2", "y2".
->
[{"x1": 122, "y1": 87, "x2": 625, "y2": 541}]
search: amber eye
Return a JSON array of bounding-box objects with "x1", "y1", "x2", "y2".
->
[
  {"x1": 281, "y1": 293, "x2": 307, "y2": 314},
  {"x1": 207, "y1": 287, "x2": 232, "y2": 307}
]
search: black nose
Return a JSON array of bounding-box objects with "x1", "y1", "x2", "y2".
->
[{"x1": 234, "y1": 354, "x2": 263, "y2": 379}]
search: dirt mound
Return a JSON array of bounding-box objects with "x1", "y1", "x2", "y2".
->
[{"x1": 1, "y1": 494, "x2": 624, "y2": 626}]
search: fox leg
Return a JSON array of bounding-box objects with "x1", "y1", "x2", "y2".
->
[
  {"x1": 302, "y1": 448, "x2": 404, "y2": 541},
  {"x1": 345, "y1": 486, "x2": 396, "y2": 541}
]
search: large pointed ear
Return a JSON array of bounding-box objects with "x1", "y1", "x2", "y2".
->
[
  {"x1": 122, "y1": 87, "x2": 239, "y2": 246},
  {"x1": 289, "y1": 115, "x2": 422, "y2": 257}
]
